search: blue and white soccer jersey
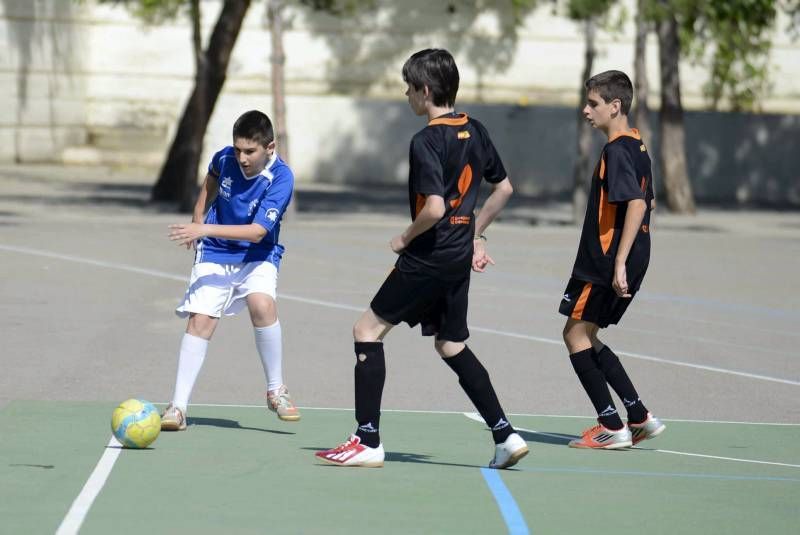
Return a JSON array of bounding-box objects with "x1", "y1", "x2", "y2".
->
[{"x1": 176, "y1": 147, "x2": 294, "y2": 318}]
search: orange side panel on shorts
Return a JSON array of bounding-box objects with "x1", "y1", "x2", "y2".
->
[
  {"x1": 598, "y1": 185, "x2": 616, "y2": 254},
  {"x1": 571, "y1": 282, "x2": 593, "y2": 320}
]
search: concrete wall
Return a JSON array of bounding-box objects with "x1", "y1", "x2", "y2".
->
[{"x1": 1, "y1": 0, "x2": 798, "y2": 206}]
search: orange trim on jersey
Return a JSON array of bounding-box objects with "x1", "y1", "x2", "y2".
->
[
  {"x1": 599, "y1": 155, "x2": 606, "y2": 180},
  {"x1": 608, "y1": 128, "x2": 642, "y2": 143},
  {"x1": 428, "y1": 113, "x2": 469, "y2": 127},
  {"x1": 450, "y1": 164, "x2": 473, "y2": 209},
  {"x1": 598, "y1": 184, "x2": 617, "y2": 254},
  {"x1": 571, "y1": 282, "x2": 593, "y2": 320},
  {"x1": 640, "y1": 176, "x2": 647, "y2": 192},
  {"x1": 415, "y1": 193, "x2": 426, "y2": 218}
]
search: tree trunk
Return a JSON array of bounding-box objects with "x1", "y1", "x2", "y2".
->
[
  {"x1": 633, "y1": 0, "x2": 652, "y2": 144},
  {"x1": 656, "y1": 8, "x2": 696, "y2": 213},
  {"x1": 151, "y1": 0, "x2": 252, "y2": 212},
  {"x1": 573, "y1": 18, "x2": 596, "y2": 224},
  {"x1": 267, "y1": 0, "x2": 296, "y2": 217}
]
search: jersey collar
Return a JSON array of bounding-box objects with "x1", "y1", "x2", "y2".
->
[
  {"x1": 608, "y1": 128, "x2": 641, "y2": 143},
  {"x1": 428, "y1": 112, "x2": 468, "y2": 127}
]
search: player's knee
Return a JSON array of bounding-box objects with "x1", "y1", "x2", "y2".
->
[
  {"x1": 435, "y1": 340, "x2": 464, "y2": 358},
  {"x1": 248, "y1": 294, "x2": 277, "y2": 326},
  {"x1": 353, "y1": 320, "x2": 378, "y2": 342},
  {"x1": 187, "y1": 314, "x2": 216, "y2": 339}
]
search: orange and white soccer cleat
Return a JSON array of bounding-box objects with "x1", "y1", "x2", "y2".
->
[
  {"x1": 569, "y1": 423, "x2": 632, "y2": 449},
  {"x1": 315, "y1": 434, "x2": 385, "y2": 467}
]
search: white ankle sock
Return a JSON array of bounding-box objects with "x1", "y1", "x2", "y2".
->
[
  {"x1": 172, "y1": 333, "x2": 209, "y2": 410},
  {"x1": 254, "y1": 320, "x2": 283, "y2": 392}
]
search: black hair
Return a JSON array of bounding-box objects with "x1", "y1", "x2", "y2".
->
[
  {"x1": 232, "y1": 110, "x2": 274, "y2": 146},
  {"x1": 585, "y1": 70, "x2": 634, "y2": 115},
  {"x1": 402, "y1": 48, "x2": 459, "y2": 107}
]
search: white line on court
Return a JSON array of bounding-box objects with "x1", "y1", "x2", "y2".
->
[
  {"x1": 192, "y1": 403, "x2": 800, "y2": 426},
  {"x1": 462, "y1": 412, "x2": 800, "y2": 469},
  {"x1": 1, "y1": 243, "x2": 797, "y2": 387},
  {"x1": 55, "y1": 437, "x2": 122, "y2": 535}
]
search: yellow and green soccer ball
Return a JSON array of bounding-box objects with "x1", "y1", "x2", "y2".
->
[{"x1": 111, "y1": 399, "x2": 161, "y2": 448}]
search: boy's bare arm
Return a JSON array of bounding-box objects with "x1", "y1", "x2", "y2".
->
[
  {"x1": 193, "y1": 174, "x2": 219, "y2": 223},
  {"x1": 168, "y1": 222, "x2": 267, "y2": 246},
  {"x1": 390, "y1": 194, "x2": 445, "y2": 253},
  {"x1": 473, "y1": 177, "x2": 513, "y2": 236},
  {"x1": 472, "y1": 177, "x2": 513, "y2": 272},
  {"x1": 612, "y1": 198, "x2": 647, "y2": 297}
]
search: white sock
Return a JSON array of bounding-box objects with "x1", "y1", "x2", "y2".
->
[
  {"x1": 255, "y1": 320, "x2": 283, "y2": 392},
  {"x1": 172, "y1": 333, "x2": 209, "y2": 411}
]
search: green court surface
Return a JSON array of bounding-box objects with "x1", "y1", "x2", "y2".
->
[{"x1": 1, "y1": 401, "x2": 798, "y2": 534}]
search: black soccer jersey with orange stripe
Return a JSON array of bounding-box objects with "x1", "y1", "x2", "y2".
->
[
  {"x1": 397, "y1": 112, "x2": 507, "y2": 278},
  {"x1": 571, "y1": 129, "x2": 654, "y2": 291}
]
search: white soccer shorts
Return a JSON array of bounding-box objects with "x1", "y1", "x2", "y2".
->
[{"x1": 175, "y1": 261, "x2": 278, "y2": 318}]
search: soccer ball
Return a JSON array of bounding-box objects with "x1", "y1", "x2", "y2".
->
[{"x1": 111, "y1": 399, "x2": 161, "y2": 449}]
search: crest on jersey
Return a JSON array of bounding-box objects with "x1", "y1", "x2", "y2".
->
[
  {"x1": 220, "y1": 176, "x2": 233, "y2": 199},
  {"x1": 266, "y1": 208, "x2": 279, "y2": 222}
]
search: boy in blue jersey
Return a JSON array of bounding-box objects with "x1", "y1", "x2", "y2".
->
[
  {"x1": 559, "y1": 71, "x2": 665, "y2": 449},
  {"x1": 160, "y1": 110, "x2": 300, "y2": 430},
  {"x1": 315, "y1": 49, "x2": 527, "y2": 469}
]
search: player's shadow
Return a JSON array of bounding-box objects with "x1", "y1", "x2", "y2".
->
[
  {"x1": 303, "y1": 447, "x2": 515, "y2": 470},
  {"x1": 516, "y1": 429, "x2": 576, "y2": 446},
  {"x1": 188, "y1": 417, "x2": 294, "y2": 435}
]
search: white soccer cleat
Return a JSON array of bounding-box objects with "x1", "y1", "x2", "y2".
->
[
  {"x1": 489, "y1": 432, "x2": 529, "y2": 469},
  {"x1": 160, "y1": 403, "x2": 187, "y2": 431},
  {"x1": 629, "y1": 413, "x2": 666, "y2": 445},
  {"x1": 315, "y1": 434, "x2": 385, "y2": 468}
]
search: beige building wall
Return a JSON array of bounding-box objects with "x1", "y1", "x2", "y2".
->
[{"x1": 1, "y1": 0, "x2": 799, "y2": 203}]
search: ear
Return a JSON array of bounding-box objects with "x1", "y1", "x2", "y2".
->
[
  {"x1": 610, "y1": 98, "x2": 621, "y2": 118},
  {"x1": 267, "y1": 140, "x2": 276, "y2": 153}
]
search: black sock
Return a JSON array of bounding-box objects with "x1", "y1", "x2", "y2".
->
[
  {"x1": 593, "y1": 345, "x2": 648, "y2": 423},
  {"x1": 570, "y1": 348, "x2": 624, "y2": 430},
  {"x1": 354, "y1": 341, "x2": 385, "y2": 448},
  {"x1": 443, "y1": 345, "x2": 514, "y2": 444}
]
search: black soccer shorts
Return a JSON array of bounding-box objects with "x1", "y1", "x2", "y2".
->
[
  {"x1": 558, "y1": 277, "x2": 635, "y2": 328},
  {"x1": 370, "y1": 268, "x2": 470, "y2": 342}
]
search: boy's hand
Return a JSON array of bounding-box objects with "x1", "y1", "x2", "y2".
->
[
  {"x1": 169, "y1": 223, "x2": 205, "y2": 248},
  {"x1": 612, "y1": 263, "x2": 631, "y2": 297},
  {"x1": 472, "y1": 239, "x2": 495, "y2": 272},
  {"x1": 390, "y1": 234, "x2": 407, "y2": 254}
]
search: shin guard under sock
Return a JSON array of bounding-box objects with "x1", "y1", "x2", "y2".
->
[
  {"x1": 354, "y1": 341, "x2": 385, "y2": 448},
  {"x1": 443, "y1": 346, "x2": 513, "y2": 444},
  {"x1": 571, "y1": 348, "x2": 624, "y2": 430}
]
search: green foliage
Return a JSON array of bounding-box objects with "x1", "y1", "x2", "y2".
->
[
  {"x1": 95, "y1": 0, "x2": 188, "y2": 24},
  {"x1": 646, "y1": 0, "x2": 783, "y2": 111},
  {"x1": 683, "y1": 0, "x2": 777, "y2": 110},
  {"x1": 564, "y1": 0, "x2": 615, "y2": 20},
  {"x1": 298, "y1": 0, "x2": 376, "y2": 15}
]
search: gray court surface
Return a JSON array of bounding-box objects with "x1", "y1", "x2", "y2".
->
[
  {"x1": 1, "y1": 164, "x2": 798, "y2": 534},
  {"x1": 1, "y1": 164, "x2": 797, "y2": 421}
]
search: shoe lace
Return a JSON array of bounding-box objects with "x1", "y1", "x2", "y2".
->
[
  {"x1": 333, "y1": 436, "x2": 358, "y2": 452},
  {"x1": 585, "y1": 424, "x2": 603, "y2": 437},
  {"x1": 268, "y1": 388, "x2": 293, "y2": 409}
]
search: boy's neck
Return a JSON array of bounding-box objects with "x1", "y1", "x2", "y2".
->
[
  {"x1": 427, "y1": 105, "x2": 456, "y2": 122},
  {"x1": 603, "y1": 116, "x2": 632, "y2": 141}
]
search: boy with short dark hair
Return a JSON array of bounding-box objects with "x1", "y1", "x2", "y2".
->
[
  {"x1": 160, "y1": 110, "x2": 300, "y2": 430},
  {"x1": 559, "y1": 70, "x2": 665, "y2": 449},
  {"x1": 315, "y1": 48, "x2": 528, "y2": 469}
]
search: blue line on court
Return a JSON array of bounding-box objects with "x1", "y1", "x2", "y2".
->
[
  {"x1": 519, "y1": 466, "x2": 800, "y2": 483},
  {"x1": 480, "y1": 468, "x2": 530, "y2": 535}
]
